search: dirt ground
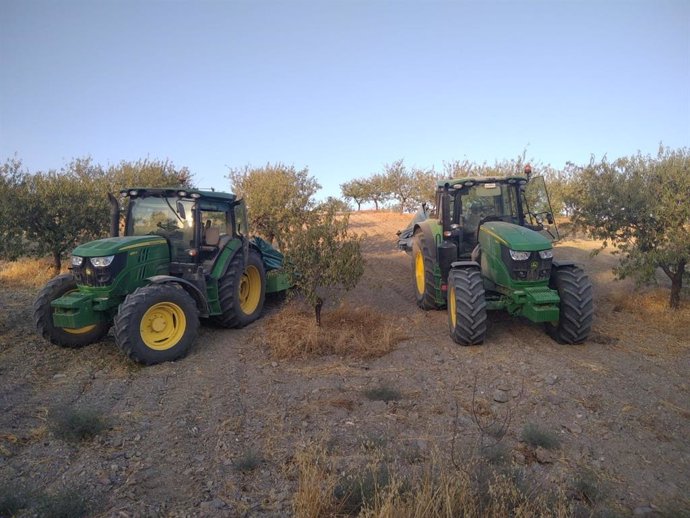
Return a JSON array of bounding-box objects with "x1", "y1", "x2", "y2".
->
[{"x1": 1, "y1": 211, "x2": 688, "y2": 517}]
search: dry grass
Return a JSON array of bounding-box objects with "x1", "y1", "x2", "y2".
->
[
  {"x1": 607, "y1": 288, "x2": 690, "y2": 341},
  {"x1": 0, "y1": 258, "x2": 60, "y2": 288},
  {"x1": 262, "y1": 303, "x2": 408, "y2": 360},
  {"x1": 292, "y1": 446, "x2": 339, "y2": 518},
  {"x1": 292, "y1": 447, "x2": 574, "y2": 518}
]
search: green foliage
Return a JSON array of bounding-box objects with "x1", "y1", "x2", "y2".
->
[
  {"x1": 318, "y1": 196, "x2": 351, "y2": 213},
  {"x1": 233, "y1": 448, "x2": 262, "y2": 472},
  {"x1": 363, "y1": 384, "x2": 402, "y2": 402},
  {"x1": 36, "y1": 489, "x2": 90, "y2": 518},
  {"x1": 334, "y1": 464, "x2": 392, "y2": 515},
  {"x1": 0, "y1": 156, "x2": 193, "y2": 271},
  {"x1": 520, "y1": 423, "x2": 561, "y2": 449},
  {"x1": 0, "y1": 157, "x2": 27, "y2": 260},
  {"x1": 340, "y1": 178, "x2": 371, "y2": 211},
  {"x1": 50, "y1": 405, "x2": 108, "y2": 442},
  {"x1": 569, "y1": 146, "x2": 690, "y2": 308},
  {"x1": 228, "y1": 163, "x2": 320, "y2": 248},
  {"x1": 0, "y1": 481, "x2": 31, "y2": 516},
  {"x1": 366, "y1": 173, "x2": 390, "y2": 210},
  {"x1": 382, "y1": 159, "x2": 438, "y2": 212},
  {"x1": 282, "y1": 206, "x2": 364, "y2": 320}
]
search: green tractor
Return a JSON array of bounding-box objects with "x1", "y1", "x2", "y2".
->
[
  {"x1": 34, "y1": 187, "x2": 290, "y2": 365},
  {"x1": 397, "y1": 167, "x2": 593, "y2": 345}
]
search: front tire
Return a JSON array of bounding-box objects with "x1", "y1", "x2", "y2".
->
[
  {"x1": 447, "y1": 268, "x2": 487, "y2": 345},
  {"x1": 114, "y1": 284, "x2": 199, "y2": 365},
  {"x1": 33, "y1": 274, "x2": 110, "y2": 348},
  {"x1": 547, "y1": 266, "x2": 593, "y2": 344},
  {"x1": 213, "y1": 249, "x2": 266, "y2": 328},
  {"x1": 412, "y1": 230, "x2": 439, "y2": 310}
]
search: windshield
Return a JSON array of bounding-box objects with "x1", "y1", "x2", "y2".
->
[
  {"x1": 459, "y1": 183, "x2": 520, "y2": 232},
  {"x1": 127, "y1": 196, "x2": 196, "y2": 261}
]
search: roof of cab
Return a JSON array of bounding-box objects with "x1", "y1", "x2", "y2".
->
[
  {"x1": 435, "y1": 176, "x2": 527, "y2": 189},
  {"x1": 120, "y1": 187, "x2": 236, "y2": 202}
]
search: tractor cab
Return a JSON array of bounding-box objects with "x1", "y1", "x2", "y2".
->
[
  {"x1": 119, "y1": 188, "x2": 246, "y2": 270},
  {"x1": 435, "y1": 175, "x2": 559, "y2": 258},
  {"x1": 398, "y1": 167, "x2": 592, "y2": 347}
]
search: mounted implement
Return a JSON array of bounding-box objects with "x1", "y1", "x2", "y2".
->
[
  {"x1": 397, "y1": 167, "x2": 592, "y2": 345},
  {"x1": 34, "y1": 187, "x2": 290, "y2": 365}
]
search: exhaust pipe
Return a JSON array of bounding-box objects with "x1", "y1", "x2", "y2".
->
[{"x1": 108, "y1": 193, "x2": 120, "y2": 237}]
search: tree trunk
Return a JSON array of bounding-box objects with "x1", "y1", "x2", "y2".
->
[
  {"x1": 314, "y1": 297, "x2": 323, "y2": 326},
  {"x1": 373, "y1": 200, "x2": 379, "y2": 211},
  {"x1": 664, "y1": 260, "x2": 686, "y2": 309},
  {"x1": 356, "y1": 201, "x2": 361, "y2": 211},
  {"x1": 52, "y1": 251, "x2": 62, "y2": 274}
]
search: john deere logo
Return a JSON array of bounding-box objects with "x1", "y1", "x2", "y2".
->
[{"x1": 530, "y1": 261, "x2": 539, "y2": 270}]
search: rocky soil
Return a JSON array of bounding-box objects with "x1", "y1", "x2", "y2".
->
[{"x1": 1, "y1": 211, "x2": 688, "y2": 517}]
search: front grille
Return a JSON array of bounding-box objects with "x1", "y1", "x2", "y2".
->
[
  {"x1": 501, "y1": 246, "x2": 552, "y2": 281},
  {"x1": 71, "y1": 254, "x2": 126, "y2": 287}
]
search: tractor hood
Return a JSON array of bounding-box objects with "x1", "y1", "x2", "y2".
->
[
  {"x1": 480, "y1": 222, "x2": 552, "y2": 252},
  {"x1": 72, "y1": 236, "x2": 168, "y2": 257}
]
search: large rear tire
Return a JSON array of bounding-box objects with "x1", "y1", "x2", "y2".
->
[
  {"x1": 412, "y1": 230, "x2": 439, "y2": 310},
  {"x1": 34, "y1": 274, "x2": 110, "y2": 348},
  {"x1": 114, "y1": 284, "x2": 199, "y2": 365},
  {"x1": 213, "y1": 249, "x2": 266, "y2": 328},
  {"x1": 547, "y1": 265, "x2": 593, "y2": 344},
  {"x1": 447, "y1": 268, "x2": 487, "y2": 345}
]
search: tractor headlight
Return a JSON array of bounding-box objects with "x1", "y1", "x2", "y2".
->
[
  {"x1": 538, "y1": 250, "x2": 553, "y2": 260},
  {"x1": 71, "y1": 256, "x2": 84, "y2": 267},
  {"x1": 90, "y1": 255, "x2": 115, "y2": 268},
  {"x1": 509, "y1": 250, "x2": 530, "y2": 261}
]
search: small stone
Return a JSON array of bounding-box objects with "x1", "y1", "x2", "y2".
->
[
  {"x1": 545, "y1": 375, "x2": 559, "y2": 386},
  {"x1": 493, "y1": 390, "x2": 509, "y2": 403},
  {"x1": 134, "y1": 434, "x2": 141, "y2": 442},
  {"x1": 53, "y1": 373, "x2": 66, "y2": 379},
  {"x1": 633, "y1": 506, "x2": 655, "y2": 515},
  {"x1": 564, "y1": 422, "x2": 582, "y2": 434},
  {"x1": 271, "y1": 362, "x2": 278, "y2": 367},
  {"x1": 535, "y1": 447, "x2": 554, "y2": 464}
]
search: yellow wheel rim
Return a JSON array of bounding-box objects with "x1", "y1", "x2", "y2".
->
[
  {"x1": 415, "y1": 251, "x2": 425, "y2": 295},
  {"x1": 449, "y1": 283, "x2": 457, "y2": 329},
  {"x1": 64, "y1": 324, "x2": 97, "y2": 335},
  {"x1": 140, "y1": 302, "x2": 186, "y2": 350},
  {"x1": 240, "y1": 265, "x2": 261, "y2": 314},
  {"x1": 61, "y1": 288, "x2": 97, "y2": 334}
]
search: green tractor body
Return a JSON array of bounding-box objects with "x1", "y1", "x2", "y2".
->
[
  {"x1": 398, "y1": 171, "x2": 592, "y2": 345},
  {"x1": 35, "y1": 187, "x2": 290, "y2": 364}
]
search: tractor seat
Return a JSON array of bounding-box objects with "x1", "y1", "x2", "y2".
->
[{"x1": 200, "y1": 227, "x2": 220, "y2": 253}]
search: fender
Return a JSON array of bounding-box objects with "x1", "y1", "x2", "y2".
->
[
  {"x1": 552, "y1": 260, "x2": 576, "y2": 269},
  {"x1": 146, "y1": 275, "x2": 210, "y2": 316},
  {"x1": 450, "y1": 260, "x2": 480, "y2": 270},
  {"x1": 414, "y1": 220, "x2": 439, "y2": 261}
]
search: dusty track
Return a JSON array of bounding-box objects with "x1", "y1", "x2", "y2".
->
[{"x1": 1, "y1": 211, "x2": 688, "y2": 516}]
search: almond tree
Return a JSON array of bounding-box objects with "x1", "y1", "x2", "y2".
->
[
  {"x1": 283, "y1": 206, "x2": 364, "y2": 324},
  {"x1": 570, "y1": 146, "x2": 689, "y2": 308}
]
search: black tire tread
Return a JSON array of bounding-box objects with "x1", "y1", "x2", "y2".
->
[
  {"x1": 448, "y1": 268, "x2": 487, "y2": 345},
  {"x1": 548, "y1": 266, "x2": 593, "y2": 344},
  {"x1": 33, "y1": 273, "x2": 110, "y2": 348},
  {"x1": 114, "y1": 283, "x2": 199, "y2": 365},
  {"x1": 212, "y1": 249, "x2": 266, "y2": 329},
  {"x1": 412, "y1": 231, "x2": 440, "y2": 310}
]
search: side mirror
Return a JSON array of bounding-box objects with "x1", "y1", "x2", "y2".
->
[
  {"x1": 546, "y1": 213, "x2": 554, "y2": 225},
  {"x1": 176, "y1": 201, "x2": 186, "y2": 220}
]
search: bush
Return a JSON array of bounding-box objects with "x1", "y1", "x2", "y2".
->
[
  {"x1": 50, "y1": 406, "x2": 108, "y2": 442},
  {"x1": 521, "y1": 422, "x2": 561, "y2": 450},
  {"x1": 363, "y1": 384, "x2": 402, "y2": 403}
]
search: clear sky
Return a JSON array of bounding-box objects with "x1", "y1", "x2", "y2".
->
[{"x1": 1, "y1": 0, "x2": 688, "y2": 200}]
